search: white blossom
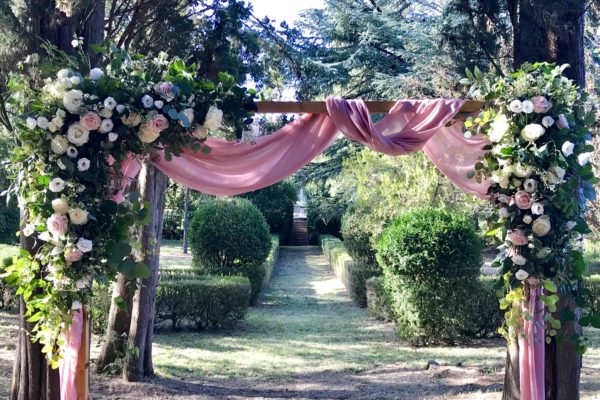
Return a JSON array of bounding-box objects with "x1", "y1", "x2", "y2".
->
[
  {"x1": 49, "y1": 178, "x2": 65, "y2": 193},
  {"x1": 515, "y1": 269, "x2": 529, "y2": 280},
  {"x1": 77, "y1": 158, "x2": 90, "y2": 172},
  {"x1": 509, "y1": 100, "x2": 523, "y2": 113},
  {"x1": 89, "y1": 68, "x2": 104, "y2": 80},
  {"x1": 542, "y1": 116, "x2": 554, "y2": 128}
]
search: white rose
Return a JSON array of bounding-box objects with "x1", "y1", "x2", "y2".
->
[
  {"x1": 99, "y1": 108, "x2": 113, "y2": 119},
  {"x1": 76, "y1": 237, "x2": 93, "y2": 253},
  {"x1": 52, "y1": 116, "x2": 64, "y2": 128},
  {"x1": 536, "y1": 247, "x2": 552, "y2": 259},
  {"x1": 49, "y1": 178, "x2": 65, "y2": 193},
  {"x1": 561, "y1": 141, "x2": 574, "y2": 157},
  {"x1": 89, "y1": 68, "x2": 104, "y2": 80},
  {"x1": 26, "y1": 117, "x2": 37, "y2": 129},
  {"x1": 56, "y1": 109, "x2": 66, "y2": 118},
  {"x1": 531, "y1": 202, "x2": 544, "y2": 215},
  {"x1": 556, "y1": 114, "x2": 569, "y2": 129},
  {"x1": 509, "y1": 100, "x2": 523, "y2": 113},
  {"x1": 71, "y1": 39, "x2": 79, "y2": 48},
  {"x1": 203, "y1": 106, "x2": 223, "y2": 130},
  {"x1": 154, "y1": 100, "x2": 164, "y2": 109},
  {"x1": 66, "y1": 123, "x2": 90, "y2": 146},
  {"x1": 522, "y1": 100, "x2": 534, "y2": 114},
  {"x1": 57, "y1": 69, "x2": 70, "y2": 79},
  {"x1": 77, "y1": 158, "x2": 91, "y2": 172},
  {"x1": 524, "y1": 179, "x2": 537, "y2": 193},
  {"x1": 48, "y1": 122, "x2": 57, "y2": 133},
  {"x1": 103, "y1": 97, "x2": 117, "y2": 111},
  {"x1": 578, "y1": 152, "x2": 593, "y2": 166},
  {"x1": 520, "y1": 124, "x2": 545, "y2": 142},
  {"x1": 566, "y1": 221, "x2": 577, "y2": 231},
  {"x1": 99, "y1": 119, "x2": 114, "y2": 133},
  {"x1": 67, "y1": 146, "x2": 78, "y2": 158},
  {"x1": 551, "y1": 165, "x2": 566, "y2": 180},
  {"x1": 69, "y1": 208, "x2": 88, "y2": 225},
  {"x1": 532, "y1": 215, "x2": 551, "y2": 237},
  {"x1": 63, "y1": 89, "x2": 84, "y2": 114},
  {"x1": 52, "y1": 198, "x2": 69, "y2": 214},
  {"x1": 523, "y1": 215, "x2": 533, "y2": 224},
  {"x1": 512, "y1": 256, "x2": 527, "y2": 266},
  {"x1": 515, "y1": 269, "x2": 529, "y2": 280},
  {"x1": 513, "y1": 164, "x2": 533, "y2": 178},
  {"x1": 542, "y1": 116, "x2": 554, "y2": 128},
  {"x1": 499, "y1": 176, "x2": 509, "y2": 189},
  {"x1": 108, "y1": 132, "x2": 119, "y2": 142},
  {"x1": 50, "y1": 135, "x2": 69, "y2": 155},
  {"x1": 116, "y1": 104, "x2": 125, "y2": 113},
  {"x1": 22, "y1": 224, "x2": 35, "y2": 237},
  {"x1": 70, "y1": 76, "x2": 81, "y2": 85},
  {"x1": 141, "y1": 94, "x2": 154, "y2": 109},
  {"x1": 36, "y1": 117, "x2": 49, "y2": 129},
  {"x1": 488, "y1": 114, "x2": 510, "y2": 142}
]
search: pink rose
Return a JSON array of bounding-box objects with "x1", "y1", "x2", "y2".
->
[
  {"x1": 514, "y1": 190, "x2": 533, "y2": 210},
  {"x1": 64, "y1": 248, "x2": 83, "y2": 262},
  {"x1": 47, "y1": 213, "x2": 68, "y2": 237},
  {"x1": 154, "y1": 82, "x2": 174, "y2": 98},
  {"x1": 506, "y1": 230, "x2": 528, "y2": 246},
  {"x1": 80, "y1": 112, "x2": 101, "y2": 131},
  {"x1": 146, "y1": 114, "x2": 169, "y2": 133},
  {"x1": 531, "y1": 96, "x2": 552, "y2": 113}
]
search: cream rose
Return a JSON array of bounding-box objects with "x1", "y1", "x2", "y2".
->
[
  {"x1": 69, "y1": 208, "x2": 88, "y2": 225},
  {"x1": 193, "y1": 125, "x2": 208, "y2": 139},
  {"x1": 520, "y1": 124, "x2": 545, "y2": 142},
  {"x1": 532, "y1": 215, "x2": 551, "y2": 237},
  {"x1": 51, "y1": 198, "x2": 69, "y2": 214},
  {"x1": 122, "y1": 113, "x2": 142, "y2": 127},
  {"x1": 137, "y1": 126, "x2": 160, "y2": 143},
  {"x1": 67, "y1": 123, "x2": 90, "y2": 146},
  {"x1": 513, "y1": 164, "x2": 533, "y2": 178},
  {"x1": 515, "y1": 269, "x2": 529, "y2": 280},
  {"x1": 50, "y1": 135, "x2": 69, "y2": 155},
  {"x1": 63, "y1": 89, "x2": 84, "y2": 114},
  {"x1": 80, "y1": 112, "x2": 101, "y2": 131},
  {"x1": 488, "y1": 114, "x2": 510, "y2": 142}
]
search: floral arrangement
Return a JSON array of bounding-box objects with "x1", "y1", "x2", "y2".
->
[
  {"x1": 462, "y1": 63, "x2": 597, "y2": 350},
  {"x1": 0, "y1": 43, "x2": 255, "y2": 367}
]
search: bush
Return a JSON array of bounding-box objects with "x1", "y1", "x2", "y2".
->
[
  {"x1": 586, "y1": 275, "x2": 600, "y2": 316},
  {"x1": 377, "y1": 210, "x2": 483, "y2": 345},
  {"x1": 307, "y1": 196, "x2": 343, "y2": 245},
  {"x1": 0, "y1": 202, "x2": 19, "y2": 245},
  {"x1": 162, "y1": 209, "x2": 183, "y2": 240},
  {"x1": 241, "y1": 181, "x2": 297, "y2": 244},
  {"x1": 319, "y1": 235, "x2": 373, "y2": 306},
  {"x1": 366, "y1": 276, "x2": 391, "y2": 320},
  {"x1": 189, "y1": 198, "x2": 271, "y2": 304},
  {"x1": 467, "y1": 277, "x2": 504, "y2": 337},
  {"x1": 90, "y1": 282, "x2": 112, "y2": 335},
  {"x1": 0, "y1": 245, "x2": 19, "y2": 310},
  {"x1": 155, "y1": 275, "x2": 251, "y2": 330}
]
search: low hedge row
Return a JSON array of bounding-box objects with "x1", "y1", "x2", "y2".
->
[
  {"x1": 319, "y1": 235, "x2": 368, "y2": 306},
  {"x1": 587, "y1": 275, "x2": 600, "y2": 316}
]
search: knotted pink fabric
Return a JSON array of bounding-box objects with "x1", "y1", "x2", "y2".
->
[
  {"x1": 518, "y1": 286, "x2": 545, "y2": 400},
  {"x1": 59, "y1": 309, "x2": 83, "y2": 400}
]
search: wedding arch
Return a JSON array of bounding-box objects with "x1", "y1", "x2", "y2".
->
[{"x1": 1, "y1": 44, "x2": 596, "y2": 400}]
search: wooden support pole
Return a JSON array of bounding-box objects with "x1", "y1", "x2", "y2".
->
[{"x1": 253, "y1": 100, "x2": 483, "y2": 114}]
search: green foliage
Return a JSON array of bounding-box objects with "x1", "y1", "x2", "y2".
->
[
  {"x1": 155, "y1": 275, "x2": 251, "y2": 330},
  {"x1": 0, "y1": 244, "x2": 18, "y2": 310},
  {"x1": 0, "y1": 201, "x2": 19, "y2": 245},
  {"x1": 377, "y1": 210, "x2": 483, "y2": 344},
  {"x1": 162, "y1": 209, "x2": 183, "y2": 240},
  {"x1": 90, "y1": 282, "x2": 112, "y2": 335},
  {"x1": 584, "y1": 239, "x2": 600, "y2": 276},
  {"x1": 240, "y1": 181, "x2": 297, "y2": 244},
  {"x1": 585, "y1": 275, "x2": 600, "y2": 317},
  {"x1": 189, "y1": 199, "x2": 272, "y2": 304},
  {"x1": 366, "y1": 276, "x2": 391, "y2": 321}
]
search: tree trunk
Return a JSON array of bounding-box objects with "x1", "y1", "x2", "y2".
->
[
  {"x1": 11, "y1": 210, "x2": 60, "y2": 400},
  {"x1": 504, "y1": 1, "x2": 586, "y2": 399},
  {"x1": 183, "y1": 188, "x2": 190, "y2": 254},
  {"x1": 94, "y1": 274, "x2": 134, "y2": 372},
  {"x1": 123, "y1": 162, "x2": 168, "y2": 381},
  {"x1": 502, "y1": 335, "x2": 520, "y2": 400}
]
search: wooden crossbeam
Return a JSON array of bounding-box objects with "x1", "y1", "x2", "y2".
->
[{"x1": 253, "y1": 100, "x2": 483, "y2": 114}]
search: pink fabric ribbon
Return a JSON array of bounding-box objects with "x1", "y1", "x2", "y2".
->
[
  {"x1": 59, "y1": 310, "x2": 83, "y2": 400},
  {"x1": 518, "y1": 285, "x2": 545, "y2": 400}
]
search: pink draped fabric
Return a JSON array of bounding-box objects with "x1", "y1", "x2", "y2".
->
[
  {"x1": 518, "y1": 286, "x2": 545, "y2": 400},
  {"x1": 152, "y1": 97, "x2": 489, "y2": 197},
  {"x1": 59, "y1": 310, "x2": 83, "y2": 400}
]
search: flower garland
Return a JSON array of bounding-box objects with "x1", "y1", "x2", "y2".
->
[
  {"x1": 1, "y1": 43, "x2": 255, "y2": 367},
  {"x1": 463, "y1": 63, "x2": 597, "y2": 350}
]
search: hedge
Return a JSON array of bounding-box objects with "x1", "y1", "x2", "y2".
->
[
  {"x1": 586, "y1": 275, "x2": 600, "y2": 316},
  {"x1": 377, "y1": 210, "x2": 483, "y2": 345},
  {"x1": 366, "y1": 276, "x2": 391, "y2": 320},
  {"x1": 319, "y1": 235, "x2": 373, "y2": 306},
  {"x1": 155, "y1": 275, "x2": 251, "y2": 330},
  {"x1": 189, "y1": 198, "x2": 271, "y2": 304},
  {"x1": 0, "y1": 245, "x2": 19, "y2": 310}
]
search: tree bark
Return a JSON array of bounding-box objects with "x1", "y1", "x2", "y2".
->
[
  {"x1": 123, "y1": 162, "x2": 168, "y2": 381},
  {"x1": 502, "y1": 335, "x2": 520, "y2": 400},
  {"x1": 183, "y1": 187, "x2": 190, "y2": 254},
  {"x1": 504, "y1": 1, "x2": 586, "y2": 399}
]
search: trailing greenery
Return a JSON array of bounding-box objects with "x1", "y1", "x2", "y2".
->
[
  {"x1": 377, "y1": 210, "x2": 483, "y2": 345},
  {"x1": 189, "y1": 198, "x2": 272, "y2": 304},
  {"x1": 240, "y1": 181, "x2": 297, "y2": 244},
  {"x1": 155, "y1": 275, "x2": 251, "y2": 330}
]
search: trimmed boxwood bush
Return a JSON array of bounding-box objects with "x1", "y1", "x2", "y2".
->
[
  {"x1": 366, "y1": 276, "x2": 391, "y2": 321},
  {"x1": 586, "y1": 275, "x2": 600, "y2": 316},
  {"x1": 189, "y1": 198, "x2": 271, "y2": 304},
  {"x1": 155, "y1": 275, "x2": 251, "y2": 330},
  {"x1": 340, "y1": 210, "x2": 382, "y2": 306},
  {"x1": 241, "y1": 181, "x2": 297, "y2": 244},
  {"x1": 377, "y1": 210, "x2": 483, "y2": 345}
]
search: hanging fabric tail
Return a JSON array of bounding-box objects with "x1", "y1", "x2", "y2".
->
[{"x1": 518, "y1": 284, "x2": 546, "y2": 400}]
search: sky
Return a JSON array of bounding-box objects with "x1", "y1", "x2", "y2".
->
[{"x1": 248, "y1": 0, "x2": 325, "y2": 26}]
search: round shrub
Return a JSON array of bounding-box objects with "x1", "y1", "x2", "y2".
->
[
  {"x1": 189, "y1": 198, "x2": 271, "y2": 303},
  {"x1": 377, "y1": 209, "x2": 483, "y2": 345},
  {"x1": 241, "y1": 181, "x2": 297, "y2": 243}
]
